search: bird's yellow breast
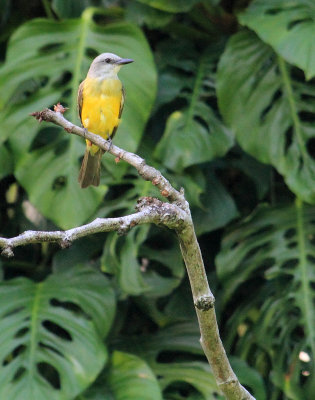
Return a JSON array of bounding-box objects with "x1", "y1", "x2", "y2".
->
[{"x1": 81, "y1": 77, "x2": 123, "y2": 144}]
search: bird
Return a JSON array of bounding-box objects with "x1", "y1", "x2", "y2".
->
[{"x1": 77, "y1": 53, "x2": 133, "y2": 188}]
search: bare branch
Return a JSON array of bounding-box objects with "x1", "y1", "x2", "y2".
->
[
  {"x1": 176, "y1": 223, "x2": 255, "y2": 399},
  {"x1": 30, "y1": 108, "x2": 188, "y2": 210},
  {"x1": 0, "y1": 198, "x2": 186, "y2": 257}
]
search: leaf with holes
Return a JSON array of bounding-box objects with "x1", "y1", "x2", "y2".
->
[
  {"x1": 217, "y1": 30, "x2": 315, "y2": 203},
  {"x1": 239, "y1": 0, "x2": 315, "y2": 80},
  {"x1": 0, "y1": 9, "x2": 156, "y2": 228},
  {"x1": 113, "y1": 322, "x2": 220, "y2": 398},
  {"x1": 154, "y1": 44, "x2": 234, "y2": 172},
  {"x1": 216, "y1": 201, "x2": 315, "y2": 393},
  {"x1": 0, "y1": 265, "x2": 116, "y2": 400}
]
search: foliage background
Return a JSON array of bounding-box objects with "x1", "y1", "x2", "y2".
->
[{"x1": 0, "y1": 0, "x2": 314, "y2": 399}]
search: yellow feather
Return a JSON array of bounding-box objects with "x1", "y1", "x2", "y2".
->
[{"x1": 81, "y1": 77, "x2": 122, "y2": 154}]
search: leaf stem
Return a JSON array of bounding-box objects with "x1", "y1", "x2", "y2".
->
[
  {"x1": 278, "y1": 56, "x2": 307, "y2": 159},
  {"x1": 185, "y1": 52, "x2": 205, "y2": 129},
  {"x1": 295, "y1": 197, "x2": 315, "y2": 358},
  {"x1": 41, "y1": 0, "x2": 54, "y2": 19},
  {"x1": 28, "y1": 282, "x2": 43, "y2": 393}
]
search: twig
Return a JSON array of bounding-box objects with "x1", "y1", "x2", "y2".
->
[{"x1": 0, "y1": 107, "x2": 256, "y2": 399}]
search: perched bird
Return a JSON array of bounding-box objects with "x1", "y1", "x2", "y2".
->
[{"x1": 77, "y1": 53, "x2": 133, "y2": 188}]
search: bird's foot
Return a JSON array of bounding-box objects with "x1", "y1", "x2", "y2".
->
[
  {"x1": 106, "y1": 137, "x2": 113, "y2": 151},
  {"x1": 83, "y1": 127, "x2": 89, "y2": 138}
]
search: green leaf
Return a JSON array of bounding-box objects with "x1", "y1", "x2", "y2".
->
[
  {"x1": 135, "y1": 0, "x2": 200, "y2": 13},
  {"x1": 103, "y1": 221, "x2": 185, "y2": 299},
  {"x1": 81, "y1": 351, "x2": 163, "y2": 399},
  {"x1": 126, "y1": 1, "x2": 173, "y2": 28},
  {"x1": 119, "y1": 230, "x2": 150, "y2": 295},
  {"x1": 217, "y1": 30, "x2": 315, "y2": 203},
  {"x1": 51, "y1": 0, "x2": 91, "y2": 18},
  {"x1": 192, "y1": 170, "x2": 239, "y2": 235},
  {"x1": 102, "y1": 228, "x2": 150, "y2": 296},
  {"x1": 239, "y1": 0, "x2": 315, "y2": 80},
  {"x1": 108, "y1": 352, "x2": 162, "y2": 400},
  {"x1": 16, "y1": 147, "x2": 106, "y2": 229},
  {"x1": 115, "y1": 322, "x2": 202, "y2": 362},
  {"x1": 216, "y1": 202, "x2": 315, "y2": 384},
  {"x1": 154, "y1": 362, "x2": 219, "y2": 400},
  {"x1": 113, "y1": 323, "x2": 220, "y2": 399},
  {"x1": 0, "y1": 265, "x2": 116, "y2": 400},
  {"x1": 0, "y1": 9, "x2": 157, "y2": 228},
  {"x1": 155, "y1": 47, "x2": 234, "y2": 172}
]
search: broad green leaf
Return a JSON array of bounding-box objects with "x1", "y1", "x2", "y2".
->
[
  {"x1": 102, "y1": 227, "x2": 149, "y2": 296},
  {"x1": 114, "y1": 324, "x2": 222, "y2": 399},
  {"x1": 154, "y1": 362, "x2": 219, "y2": 400},
  {"x1": 115, "y1": 321, "x2": 202, "y2": 362},
  {"x1": 136, "y1": 0, "x2": 200, "y2": 13},
  {"x1": 217, "y1": 30, "x2": 315, "y2": 203},
  {"x1": 134, "y1": 239, "x2": 185, "y2": 326},
  {"x1": 108, "y1": 352, "x2": 162, "y2": 400},
  {"x1": 0, "y1": 265, "x2": 116, "y2": 400},
  {"x1": 216, "y1": 202, "x2": 315, "y2": 390},
  {"x1": 119, "y1": 230, "x2": 150, "y2": 295},
  {"x1": 52, "y1": 0, "x2": 91, "y2": 18},
  {"x1": 126, "y1": 1, "x2": 173, "y2": 28},
  {"x1": 81, "y1": 351, "x2": 163, "y2": 400},
  {"x1": 155, "y1": 47, "x2": 234, "y2": 172},
  {"x1": 239, "y1": 0, "x2": 315, "y2": 80},
  {"x1": 192, "y1": 170, "x2": 239, "y2": 235},
  {"x1": 0, "y1": 144, "x2": 13, "y2": 179},
  {"x1": 15, "y1": 147, "x2": 106, "y2": 229},
  {"x1": 0, "y1": 9, "x2": 157, "y2": 228}
]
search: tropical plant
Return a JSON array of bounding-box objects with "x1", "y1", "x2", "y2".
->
[{"x1": 0, "y1": 0, "x2": 314, "y2": 399}]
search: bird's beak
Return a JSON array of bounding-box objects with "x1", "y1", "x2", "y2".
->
[{"x1": 116, "y1": 58, "x2": 134, "y2": 65}]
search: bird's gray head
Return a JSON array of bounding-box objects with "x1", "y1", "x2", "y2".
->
[{"x1": 87, "y1": 53, "x2": 134, "y2": 79}]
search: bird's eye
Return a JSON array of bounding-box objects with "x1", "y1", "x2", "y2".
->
[{"x1": 105, "y1": 58, "x2": 111, "y2": 63}]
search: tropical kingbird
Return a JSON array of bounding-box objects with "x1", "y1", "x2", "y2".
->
[{"x1": 77, "y1": 53, "x2": 133, "y2": 188}]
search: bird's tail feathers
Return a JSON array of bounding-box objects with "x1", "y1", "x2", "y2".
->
[{"x1": 78, "y1": 148, "x2": 104, "y2": 188}]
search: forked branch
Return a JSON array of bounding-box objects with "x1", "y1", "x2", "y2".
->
[{"x1": 0, "y1": 107, "x2": 255, "y2": 400}]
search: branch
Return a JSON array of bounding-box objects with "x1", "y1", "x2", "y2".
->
[
  {"x1": 30, "y1": 107, "x2": 188, "y2": 210},
  {"x1": 0, "y1": 108, "x2": 255, "y2": 399},
  {"x1": 176, "y1": 223, "x2": 255, "y2": 399},
  {"x1": 0, "y1": 198, "x2": 186, "y2": 257}
]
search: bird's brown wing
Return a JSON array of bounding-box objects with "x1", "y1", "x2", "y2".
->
[
  {"x1": 111, "y1": 86, "x2": 125, "y2": 139},
  {"x1": 77, "y1": 80, "x2": 84, "y2": 124}
]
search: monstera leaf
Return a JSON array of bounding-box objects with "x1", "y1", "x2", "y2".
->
[
  {"x1": 0, "y1": 265, "x2": 116, "y2": 400},
  {"x1": 216, "y1": 201, "x2": 315, "y2": 394},
  {"x1": 217, "y1": 30, "x2": 315, "y2": 203},
  {"x1": 239, "y1": 0, "x2": 315, "y2": 80},
  {"x1": 0, "y1": 8, "x2": 156, "y2": 228},
  {"x1": 113, "y1": 321, "x2": 264, "y2": 399},
  {"x1": 155, "y1": 43, "x2": 234, "y2": 172}
]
